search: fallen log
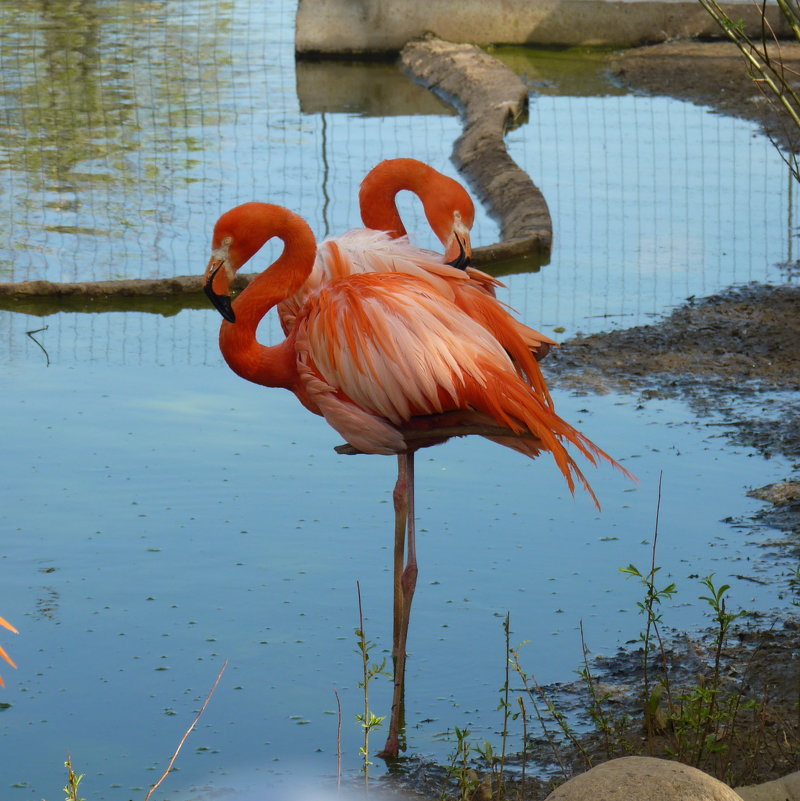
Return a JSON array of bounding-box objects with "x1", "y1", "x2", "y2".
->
[{"x1": 401, "y1": 35, "x2": 552, "y2": 257}]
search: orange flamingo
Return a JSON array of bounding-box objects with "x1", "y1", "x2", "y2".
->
[
  {"x1": 203, "y1": 202, "x2": 630, "y2": 758},
  {"x1": 359, "y1": 158, "x2": 555, "y2": 361},
  {"x1": 359, "y1": 158, "x2": 476, "y2": 268},
  {"x1": 0, "y1": 616, "x2": 18, "y2": 688},
  {"x1": 278, "y1": 160, "x2": 554, "y2": 403}
]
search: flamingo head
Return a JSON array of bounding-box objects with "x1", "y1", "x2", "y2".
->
[
  {"x1": 203, "y1": 202, "x2": 279, "y2": 323},
  {"x1": 422, "y1": 177, "x2": 475, "y2": 271},
  {"x1": 442, "y1": 210, "x2": 473, "y2": 271}
]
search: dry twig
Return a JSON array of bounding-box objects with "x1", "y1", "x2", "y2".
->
[{"x1": 143, "y1": 660, "x2": 228, "y2": 801}]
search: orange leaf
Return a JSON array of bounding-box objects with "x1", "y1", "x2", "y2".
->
[
  {"x1": 0, "y1": 645, "x2": 17, "y2": 670},
  {"x1": 0, "y1": 617, "x2": 18, "y2": 635}
]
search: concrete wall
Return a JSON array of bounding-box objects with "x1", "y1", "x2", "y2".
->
[{"x1": 296, "y1": 0, "x2": 792, "y2": 54}]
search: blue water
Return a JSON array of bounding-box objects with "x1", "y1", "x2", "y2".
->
[
  {"x1": 1, "y1": 360, "x2": 794, "y2": 799},
  {"x1": 1, "y1": 2, "x2": 798, "y2": 799}
]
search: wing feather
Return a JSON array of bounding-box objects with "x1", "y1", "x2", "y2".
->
[
  {"x1": 292, "y1": 271, "x2": 633, "y2": 506},
  {"x1": 298, "y1": 273, "x2": 513, "y2": 425},
  {"x1": 278, "y1": 228, "x2": 469, "y2": 333}
]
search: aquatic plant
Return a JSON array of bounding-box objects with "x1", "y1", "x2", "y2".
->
[
  {"x1": 354, "y1": 581, "x2": 387, "y2": 787},
  {"x1": 63, "y1": 756, "x2": 85, "y2": 801}
]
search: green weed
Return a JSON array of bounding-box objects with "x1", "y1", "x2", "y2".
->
[{"x1": 354, "y1": 581, "x2": 387, "y2": 786}]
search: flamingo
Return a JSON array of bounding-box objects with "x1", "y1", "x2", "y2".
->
[
  {"x1": 359, "y1": 157, "x2": 476, "y2": 269},
  {"x1": 203, "y1": 202, "x2": 630, "y2": 758},
  {"x1": 0, "y1": 616, "x2": 18, "y2": 688},
  {"x1": 359, "y1": 158, "x2": 556, "y2": 361},
  {"x1": 278, "y1": 159, "x2": 555, "y2": 404}
]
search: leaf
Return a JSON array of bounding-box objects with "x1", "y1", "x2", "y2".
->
[{"x1": 0, "y1": 617, "x2": 18, "y2": 635}]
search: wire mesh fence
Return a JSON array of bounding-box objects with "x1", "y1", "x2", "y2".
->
[{"x1": 0, "y1": 0, "x2": 796, "y2": 366}]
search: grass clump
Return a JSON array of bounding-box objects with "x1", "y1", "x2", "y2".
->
[
  {"x1": 430, "y1": 578, "x2": 797, "y2": 801},
  {"x1": 63, "y1": 756, "x2": 85, "y2": 801},
  {"x1": 354, "y1": 581, "x2": 388, "y2": 788}
]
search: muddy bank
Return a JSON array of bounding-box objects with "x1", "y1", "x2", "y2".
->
[
  {"x1": 546, "y1": 282, "x2": 800, "y2": 524},
  {"x1": 546, "y1": 283, "x2": 800, "y2": 451},
  {"x1": 610, "y1": 41, "x2": 800, "y2": 153},
  {"x1": 387, "y1": 618, "x2": 800, "y2": 799}
]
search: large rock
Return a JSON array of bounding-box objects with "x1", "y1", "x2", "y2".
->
[
  {"x1": 545, "y1": 756, "x2": 744, "y2": 801},
  {"x1": 736, "y1": 771, "x2": 800, "y2": 801}
]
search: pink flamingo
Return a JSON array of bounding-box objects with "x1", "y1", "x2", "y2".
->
[{"x1": 203, "y1": 202, "x2": 630, "y2": 757}]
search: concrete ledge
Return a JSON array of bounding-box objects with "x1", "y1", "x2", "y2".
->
[{"x1": 296, "y1": 0, "x2": 792, "y2": 54}]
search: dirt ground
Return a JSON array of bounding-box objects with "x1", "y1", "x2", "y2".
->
[{"x1": 546, "y1": 282, "x2": 800, "y2": 489}]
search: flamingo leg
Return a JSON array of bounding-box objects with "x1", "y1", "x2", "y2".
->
[
  {"x1": 380, "y1": 451, "x2": 418, "y2": 759},
  {"x1": 391, "y1": 454, "x2": 408, "y2": 669}
]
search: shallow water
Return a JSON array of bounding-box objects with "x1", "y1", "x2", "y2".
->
[
  {"x1": 1, "y1": 2, "x2": 798, "y2": 799},
  {"x1": 2, "y1": 360, "x2": 795, "y2": 798}
]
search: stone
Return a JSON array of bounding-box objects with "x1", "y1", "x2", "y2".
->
[
  {"x1": 736, "y1": 771, "x2": 800, "y2": 801},
  {"x1": 295, "y1": 0, "x2": 793, "y2": 54},
  {"x1": 544, "y1": 756, "x2": 744, "y2": 801}
]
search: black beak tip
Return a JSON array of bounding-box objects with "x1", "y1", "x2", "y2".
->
[
  {"x1": 219, "y1": 299, "x2": 236, "y2": 323},
  {"x1": 445, "y1": 235, "x2": 471, "y2": 271},
  {"x1": 445, "y1": 252, "x2": 471, "y2": 271},
  {"x1": 204, "y1": 280, "x2": 236, "y2": 323}
]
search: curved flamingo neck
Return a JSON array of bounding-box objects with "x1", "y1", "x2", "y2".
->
[
  {"x1": 359, "y1": 158, "x2": 437, "y2": 240},
  {"x1": 218, "y1": 206, "x2": 316, "y2": 389}
]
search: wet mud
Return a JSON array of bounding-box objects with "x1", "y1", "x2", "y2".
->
[{"x1": 610, "y1": 40, "x2": 800, "y2": 154}]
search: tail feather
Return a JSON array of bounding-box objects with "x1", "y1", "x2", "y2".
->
[
  {"x1": 463, "y1": 365, "x2": 634, "y2": 510},
  {"x1": 456, "y1": 286, "x2": 555, "y2": 406}
]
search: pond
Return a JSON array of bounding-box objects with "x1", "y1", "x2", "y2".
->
[{"x1": 0, "y1": 2, "x2": 797, "y2": 800}]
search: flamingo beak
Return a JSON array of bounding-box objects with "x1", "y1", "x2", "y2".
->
[
  {"x1": 204, "y1": 258, "x2": 236, "y2": 323},
  {"x1": 443, "y1": 215, "x2": 472, "y2": 270}
]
